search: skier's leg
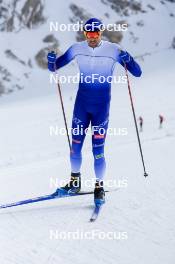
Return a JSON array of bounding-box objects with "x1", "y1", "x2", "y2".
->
[
  {"x1": 70, "y1": 98, "x2": 90, "y2": 174},
  {"x1": 58, "y1": 98, "x2": 90, "y2": 194},
  {"x1": 91, "y1": 102, "x2": 110, "y2": 205},
  {"x1": 91, "y1": 112, "x2": 108, "y2": 204},
  {"x1": 91, "y1": 102, "x2": 110, "y2": 182}
]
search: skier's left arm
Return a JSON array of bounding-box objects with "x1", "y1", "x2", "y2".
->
[{"x1": 118, "y1": 50, "x2": 142, "y2": 77}]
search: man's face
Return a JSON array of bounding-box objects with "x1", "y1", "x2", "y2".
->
[{"x1": 84, "y1": 31, "x2": 102, "y2": 48}]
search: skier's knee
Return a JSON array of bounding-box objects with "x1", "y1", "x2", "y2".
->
[
  {"x1": 92, "y1": 141, "x2": 105, "y2": 159},
  {"x1": 92, "y1": 149, "x2": 105, "y2": 163},
  {"x1": 71, "y1": 138, "x2": 82, "y2": 154}
]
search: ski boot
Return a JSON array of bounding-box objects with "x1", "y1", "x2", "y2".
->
[
  {"x1": 94, "y1": 181, "x2": 105, "y2": 206},
  {"x1": 53, "y1": 172, "x2": 81, "y2": 196}
]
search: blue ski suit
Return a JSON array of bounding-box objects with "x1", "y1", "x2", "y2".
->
[{"x1": 54, "y1": 40, "x2": 142, "y2": 180}]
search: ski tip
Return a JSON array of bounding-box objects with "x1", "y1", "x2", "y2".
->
[{"x1": 90, "y1": 214, "x2": 98, "y2": 222}]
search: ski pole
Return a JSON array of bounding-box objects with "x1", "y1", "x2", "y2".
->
[
  {"x1": 57, "y1": 81, "x2": 71, "y2": 151},
  {"x1": 124, "y1": 63, "x2": 148, "y2": 177},
  {"x1": 54, "y1": 67, "x2": 71, "y2": 152}
]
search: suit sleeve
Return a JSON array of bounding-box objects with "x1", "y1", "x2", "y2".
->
[{"x1": 55, "y1": 45, "x2": 76, "y2": 70}]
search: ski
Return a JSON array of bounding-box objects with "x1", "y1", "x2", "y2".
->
[
  {"x1": 90, "y1": 189, "x2": 117, "y2": 222},
  {"x1": 90, "y1": 204, "x2": 103, "y2": 222},
  {"x1": 0, "y1": 189, "x2": 94, "y2": 210}
]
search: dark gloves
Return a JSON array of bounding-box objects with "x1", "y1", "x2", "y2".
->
[{"x1": 119, "y1": 50, "x2": 131, "y2": 63}]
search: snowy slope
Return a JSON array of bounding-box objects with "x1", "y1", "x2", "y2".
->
[
  {"x1": 0, "y1": 48, "x2": 175, "y2": 263},
  {"x1": 0, "y1": 0, "x2": 175, "y2": 98},
  {"x1": 0, "y1": 0, "x2": 175, "y2": 264}
]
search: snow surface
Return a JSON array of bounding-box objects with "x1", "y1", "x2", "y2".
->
[{"x1": 0, "y1": 0, "x2": 175, "y2": 263}]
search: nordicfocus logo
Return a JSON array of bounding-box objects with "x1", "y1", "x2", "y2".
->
[
  {"x1": 49, "y1": 229, "x2": 128, "y2": 240},
  {"x1": 49, "y1": 21, "x2": 128, "y2": 32},
  {"x1": 50, "y1": 73, "x2": 127, "y2": 85},
  {"x1": 49, "y1": 125, "x2": 128, "y2": 137},
  {"x1": 49, "y1": 177, "x2": 128, "y2": 189}
]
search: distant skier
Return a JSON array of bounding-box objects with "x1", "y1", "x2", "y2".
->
[
  {"x1": 138, "y1": 116, "x2": 143, "y2": 132},
  {"x1": 47, "y1": 18, "x2": 142, "y2": 205},
  {"x1": 159, "y1": 114, "x2": 164, "y2": 129}
]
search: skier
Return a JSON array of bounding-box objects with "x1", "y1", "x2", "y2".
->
[
  {"x1": 47, "y1": 18, "x2": 142, "y2": 206},
  {"x1": 138, "y1": 116, "x2": 143, "y2": 132},
  {"x1": 159, "y1": 114, "x2": 164, "y2": 129}
]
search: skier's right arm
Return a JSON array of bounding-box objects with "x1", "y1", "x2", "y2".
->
[{"x1": 47, "y1": 45, "x2": 76, "y2": 72}]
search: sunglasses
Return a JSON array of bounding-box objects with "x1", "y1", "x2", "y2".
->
[{"x1": 85, "y1": 31, "x2": 100, "y2": 39}]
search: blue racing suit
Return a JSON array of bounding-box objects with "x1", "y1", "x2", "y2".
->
[{"x1": 54, "y1": 40, "x2": 142, "y2": 180}]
